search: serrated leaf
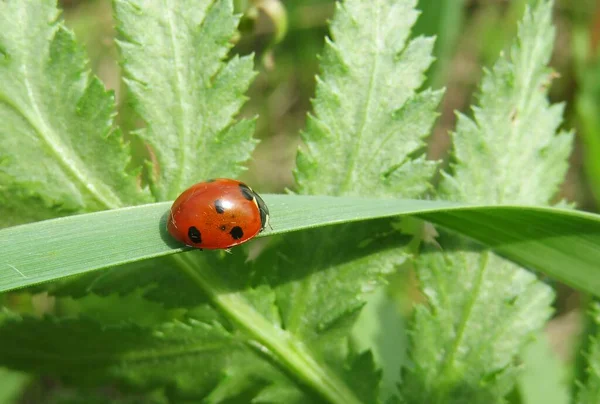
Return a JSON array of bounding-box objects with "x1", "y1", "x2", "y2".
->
[
  {"x1": 0, "y1": 311, "x2": 310, "y2": 402},
  {"x1": 403, "y1": 1, "x2": 573, "y2": 402},
  {"x1": 576, "y1": 303, "x2": 600, "y2": 404},
  {"x1": 288, "y1": 1, "x2": 444, "y2": 399},
  {"x1": 50, "y1": 221, "x2": 406, "y2": 403},
  {"x1": 57, "y1": 292, "x2": 185, "y2": 327},
  {"x1": 0, "y1": 218, "x2": 406, "y2": 403},
  {"x1": 440, "y1": 3, "x2": 572, "y2": 204},
  {"x1": 0, "y1": 0, "x2": 149, "y2": 219},
  {"x1": 12, "y1": 201, "x2": 599, "y2": 403},
  {"x1": 247, "y1": 222, "x2": 406, "y2": 403},
  {"x1": 405, "y1": 248, "x2": 554, "y2": 402},
  {"x1": 115, "y1": 0, "x2": 257, "y2": 200},
  {"x1": 294, "y1": 0, "x2": 442, "y2": 197}
]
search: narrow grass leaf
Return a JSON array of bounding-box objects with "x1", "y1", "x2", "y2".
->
[{"x1": 1, "y1": 197, "x2": 599, "y2": 300}]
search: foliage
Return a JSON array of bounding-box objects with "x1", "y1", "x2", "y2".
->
[
  {"x1": 0, "y1": 0, "x2": 596, "y2": 403},
  {"x1": 576, "y1": 303, "x2": 600, "y2": 404},
  {"x1": 0, "y1": 0, "x2": 149, "y2": 226},
  {"x1": 401, "y1": 2, "x2": 572, "y2": 403}
]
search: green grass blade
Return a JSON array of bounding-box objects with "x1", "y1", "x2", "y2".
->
[{"x1": 1, "y1": 195, "x2": 600, "y2": 295}]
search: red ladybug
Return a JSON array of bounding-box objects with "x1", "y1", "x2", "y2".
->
[{"x1": 167, "y1": 178, "x2": 270, "y2": 249}]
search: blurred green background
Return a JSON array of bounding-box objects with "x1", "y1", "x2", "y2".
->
[{"x1": 7, "y1": 0, "x2": 600, "y2": 401}]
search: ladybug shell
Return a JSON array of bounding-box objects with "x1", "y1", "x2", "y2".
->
[{"x1": 167, "y1": 179, "x2": 269, "y2": 249}]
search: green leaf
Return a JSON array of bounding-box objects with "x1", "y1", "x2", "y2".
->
[
  {"x1": 285, "y1": 0, "x2": 444, "y2": 398},
  {"x1": 247, "y1": 222, "x2": 405, "y2": 403},
  {"x1": 440, "y1": 1, "x2": 572, "y2": 205},
  {"x1": 0, "y1": 0, "x2": 149, "y2": 219},
  {"x1": 294, "y1": 0, "x2": 443, "y2": 197},
  {"x1": 404, "y1": 248, "x2": 554, "y2": 403},
  {"x1": 2, "y1": 197, "x2": 600, "y2": 295},
  {"x1": 0, "y1": 219, "x2": 405, "y2": 403},
  {"x1": 115, "y1": 0, "x2": 257, "y2": 201},
  {"x1": 56, "y1": 292, "x2": 185, "y2": 327},
  {"x1": 0, "y1": 189, "x2": 58, "y2": 228},
  {"x1": 0, "y1": 367, "x2": 29, "y2": 404},
  {"x1": 276, "y1": 0, "x2": 444, "y2": 399},
  {"x1": 352, "y1": 287, "x2": 408, "y2": 402},
  {"x1": 577, "y1": 303, "x2": 600, "y2": 404},
  {"x1": 0, "y1": 311, "x2": 310, "y2": 402},
  {"x1": 517, "y1": 331, "x2": 570, "y2": 404},
  {"x1": 402, "y1": 1, "x2": 573, "y2": 402},
  {"x1": 4, "y1": 199, "x2": 600, "y2": 403}
]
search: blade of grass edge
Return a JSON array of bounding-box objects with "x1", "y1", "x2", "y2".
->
[{"x1": 0, "y1": 195, "x2": 599, "y2": 295}]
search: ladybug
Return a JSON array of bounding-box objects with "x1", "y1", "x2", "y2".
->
[{"x1": 167, "y1": 178, "x2": 270, "y2": 249}]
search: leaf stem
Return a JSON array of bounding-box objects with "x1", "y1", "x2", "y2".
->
[
  {"x1": 164, "y1": 0, "x2": 191, "y2": 199},
  {"x1": 340, "y1": 4, "x2": 381, "y2": 194},
  {"x1": 173, "y1": 253, "x2": 363, "y2": 404},
  {"x1": 434, "y1": 251, "x2": 489, "y2": 402}
]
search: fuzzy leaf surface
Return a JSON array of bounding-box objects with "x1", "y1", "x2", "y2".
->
[
  {"x1": 403, "y1": 1, "x2": 572, "y2": 403},
  {"x1": 440, "y1": 4, "x2": 572, "y2": 204},
  {"x1": 115, "y1": 0, "x2": 257, "y2": 200},
  {"x1": 294, "y1": 0, "x2": 442, "y2": 197},
  {"x1": 0, "y1": 0, "x2": 148, "y2": 220}
]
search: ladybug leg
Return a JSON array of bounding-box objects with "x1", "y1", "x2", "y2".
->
[{"x1": 169, "y1": 208, "x2": 178, "y2": 230}]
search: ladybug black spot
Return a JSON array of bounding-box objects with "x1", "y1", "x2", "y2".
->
[
  {"x1": 239, "y1": 184, "x2": 254, "y2": 201},
  {"x1": 188, "y1": 226, "x2": 202, "y2": 244},
  {"x1": 219, "y1": 225, "x2": 227, "y2": 231},
  {"x1": 230, "y1": 226, "x2": 244, "y2": 240},
  {"x1": 214, "y1": 199, "x2": 226, "y2": 214}
]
